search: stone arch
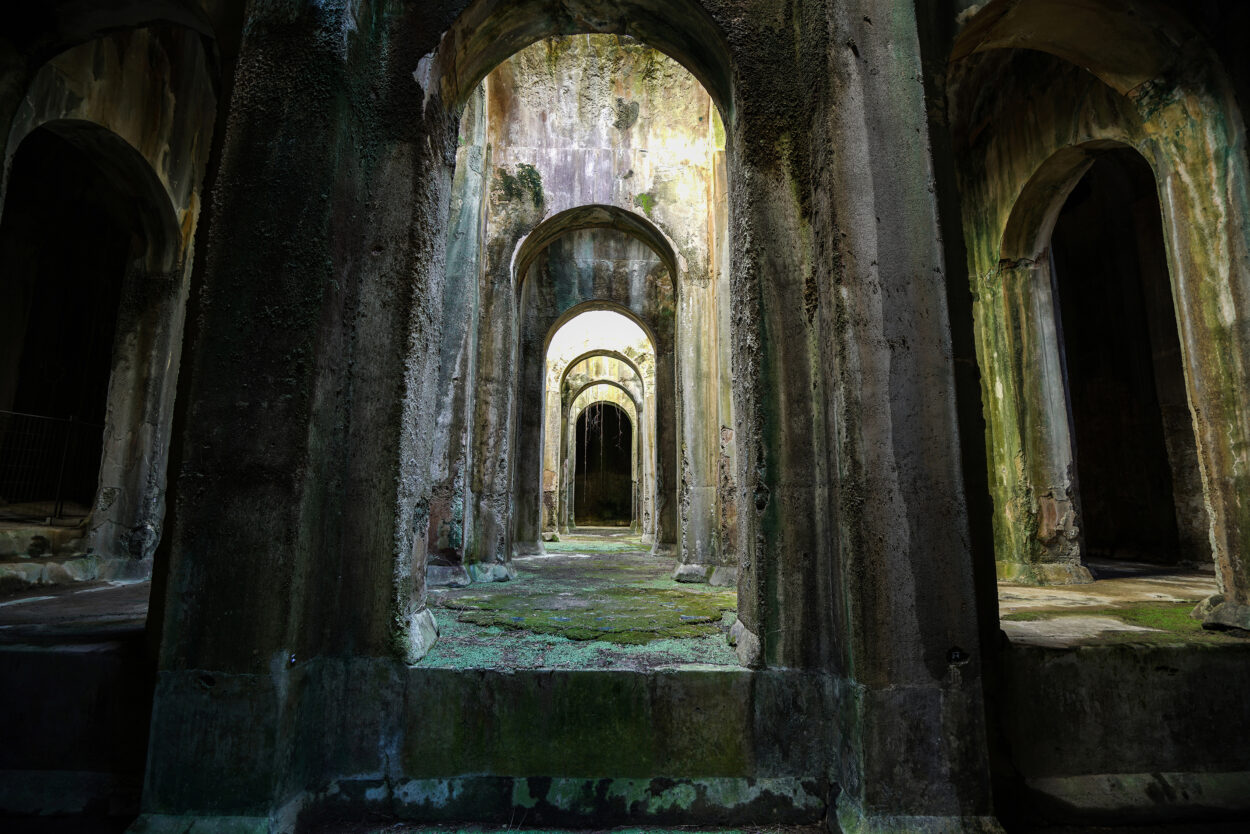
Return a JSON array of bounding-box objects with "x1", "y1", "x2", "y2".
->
[
  {"x1": 1000, "y1": 140, "x2": 1140, "y2": 264},
  {"x1": 951, "y1": 0, "x2": 1194, "y2": 95},
  {"x1": 543, "y1": 299, "x2": 662, "y2": 355},
  {"x1": 951, "y1": 3, "x2": 1250, "y2": 627},
  {"x1": 514, "y1": 204, "x2": 682, "y2": 294},
  {"x1": 428, "y1": 0, "x2": 735, "y2": 119},
  {"x1": 570, "y1": 390, "x2": 640, "y2": 532},
  {"x1": 0, "y1": 21, "x2": 217, "y2": 577},
  {"x1": 548, "y1": 350, "x2": 653, "y2": 539},
  {"x1": 5, "y1": 119, "x2": 181, "y2": 268},
  {"x1": 517, "y1": 296, "x2": 674, "y2": 557},
  {"x1": 558, "y1": 349, "x2": 648, "y2": 397}
]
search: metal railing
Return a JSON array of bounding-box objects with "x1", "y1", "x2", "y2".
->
[{"x1": 0, "y1": 409, "x2": 104, "y2": 523}]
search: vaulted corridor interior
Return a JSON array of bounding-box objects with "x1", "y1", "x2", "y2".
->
[{"x1": 3, "y1": 3, "x2": 1250, "y2": 833}]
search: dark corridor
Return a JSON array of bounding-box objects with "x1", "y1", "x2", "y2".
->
[
  {"x1": 0, "y1": 128, "x2": 133, "y2": 511},
  {"x1": 1051, "y1": 149, "x2": 1204, "y2": 565},
  {"x1": 573, "y1": 401, "x2": 633, "y2": 526}
]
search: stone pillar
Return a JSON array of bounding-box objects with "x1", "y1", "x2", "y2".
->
[
  {"x1": 141, "y1": 2, "x2": 448, "y2": 822},
  {"x1": 541, "y1": 383, "x2": 562, "y2": 534},
  {"x1": 650, "y1": 345, "x2": 679, "y2": 557},
  {"x1": 821, "y1": 4, "x2": 999, "y2": 830},
  {"x1": 673, "y1": 276, "x2": 730, "y2": 583},
  {"x1": 979, "y1": 259, "x2": 1091, "y2": 584},
  {"x1": 467, "y1": 273, "x2": 520, "y2": 579},
  {"x1": 511, "y1": 282, "x2": 547, "y2": 556},
  {"x1": 427, "y1": 85, "x2": 488, "y2": 587}
]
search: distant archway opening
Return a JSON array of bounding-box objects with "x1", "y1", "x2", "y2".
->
[
  {"x1": 1050, "y1": 148, "x2": 1204, "y2": 567},
  {"x1": 574, "y1": 401, "x2": 633, "y2": 527},
  {"x1": 0, "y1": 127, "x2": 159, "y2": 520}
]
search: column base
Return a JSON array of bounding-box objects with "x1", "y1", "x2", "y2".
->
[
  {"x1": 649, "y1": 542, "x2": 678, "y2": 558},
  {"x1": 467, "y1": 561, "x2": 516, "y2": 583},
  {"x1": 426, "y1": 564, "x2": 471, "y2": 588},
  {"x1": 404, "y1": 607, "x2": 439, "y2": 663},
  {"x1": 673, "y1": 564, "x2": 738, "y2": 586},
  {"x1": 728, "y1": 618, "x2": 762, "y2": 668},
  {"x1": 513, "y1": 541, "x2": 545, "y2": 557},
  {"x1": 1193, "y1": 594, "x2": 1250, "y2": 632},
  {"x1": 996, "y1": 560, "x2": 1093, "y2": 585}
]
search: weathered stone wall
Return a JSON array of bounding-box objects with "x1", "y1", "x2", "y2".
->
[
  {"x1": 426, "y1": 85, "x2": 488, "y2": 586},
  {"x1": 997, "y1": 641, "x2": 1250, "y2": 825}
]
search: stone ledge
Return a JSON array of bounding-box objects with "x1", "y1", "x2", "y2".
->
[
  {"x1": 1024, "y1": 771, "x2": 1250, "y2": 824},
  {"x1": 315, "y1": 774, "x2": 829, "y2": 827}
]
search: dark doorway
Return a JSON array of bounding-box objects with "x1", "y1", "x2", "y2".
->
[
  {"x1": 0, "y1": 128, "x2": 135, "y2": 517},
  {"x1": 574, "y1": 401, "x2": 633, "y2": 526},
  {"x1": 1051, "y1": 149, "x2": 1206, "y2": 566}
]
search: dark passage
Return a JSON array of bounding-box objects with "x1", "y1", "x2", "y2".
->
[
  {"x1": 1051, "y1": 149, "x2": 1206, "y2": 565},
  {"x1": 573, "y1": 401, "x2": 633, "y2": 526},
  {"x1": 0, "y1": 128, "x2": 133, "y2": 512}
]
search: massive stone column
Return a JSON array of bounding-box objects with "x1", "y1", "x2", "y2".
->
[
  {"x1": 673, "y1": 277, "x2": 728, "y2": 581},
  {"x1": 814, "y1": 4, "x2": 999, "y2": 830},
  {"x1": 466, "y1": 272, "x2": 521, "y2": 577},
  {"x1": 140, "y1": 1, "x2": 450, "y2": 822},
  {"x1": 427, "y1": 86, "x2": 489, "y2": 587},
  {"x1": 511, "y1": 285, "x2": 548, "y2": 555},
  {"x1": 650, "y1": 344, "x2": 679, "y2": 557}
]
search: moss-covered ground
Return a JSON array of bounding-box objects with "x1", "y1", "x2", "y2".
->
[
  {"x1": 421, "y1": 530, "x2": 740, "y2": 670},
  {"x1": 999, "y1": 565, "x2": 1248, "y2": 646},
  {"x1": 1001, "y1": 601, "x2": 1247, "y2": 646}
]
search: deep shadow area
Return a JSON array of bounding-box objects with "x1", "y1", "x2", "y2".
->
[
  {"x1": 0, "y1": 129, "x2": 134, "y2": 513},
  {"x1": 573, "y1": 402, "x2": 633, "y2": 526},
  {"x1": 1051, "y1": 150, "x2": 1199, "y2": 566}
]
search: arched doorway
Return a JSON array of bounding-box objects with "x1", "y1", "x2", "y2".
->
[
  {"x1": 1050, "y1": 148, "x2": 1205, "y2": 568},
  {"x1": 572, "y1": 401, "x2": 634, "y2": 526},
  {"x1": 0, "y1": 128, "x2": 134, "y2": 522}
]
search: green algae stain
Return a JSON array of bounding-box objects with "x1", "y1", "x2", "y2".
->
[
  {"x1": 494, "y1": 163, "x2": 545, "y2": 210},
  {"x1": 444, "y1": 585, "x2": 737, "y2": 645},
  {"x1": 634, "y1": 191, "x2": 657, "y2": 217}
]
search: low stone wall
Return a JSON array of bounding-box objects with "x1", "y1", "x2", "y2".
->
[{"x1": 997, "y1": 640, "x2": 1250, "y2": 824}]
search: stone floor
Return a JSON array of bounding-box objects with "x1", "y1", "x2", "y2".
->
[
  {"x1": 421, "y1": 528, "x2": 740, "y2": 671},
  {"x1": 0, "y1": 576, "x2": 149, "y2": 643},
  {"x1": 1, "y1": 544, "x2": 1245, "y2": 655},
  {"x1": 995, "y1": 558, "x2": 1250, "y2": 647}
]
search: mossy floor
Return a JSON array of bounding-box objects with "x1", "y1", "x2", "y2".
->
[
  {"x1": 998, "y1": 562, "x2": 1248, "y2": 647},
  {"x1": 421, "y1": 530, "x2": 740, "y2": 671}
]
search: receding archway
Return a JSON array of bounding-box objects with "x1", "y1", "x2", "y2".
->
[
  {"x1": 542, "y1": 307, "x2": 657, "y2": 544},
  {"x1": 572, "y1": 401, "x2": 634, "y2": 526}
]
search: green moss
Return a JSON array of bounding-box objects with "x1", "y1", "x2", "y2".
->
[
  {"x1": 444, "y1": 584, "x2": 736, "y2": 645},
  {"x1": 634, "y1": 191, "x2": 657, "y2": 217},
  {"x1": 544, "y1": 537, "x2": 641, "y2": 553},
  {"x1": 1002, "y1": 602, "x2": 1249, "y2": 646},
  {"x1": 494, "y1": 163, "x2": 544, "y2": 209}
]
